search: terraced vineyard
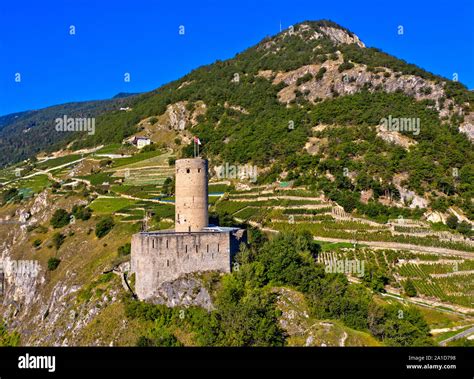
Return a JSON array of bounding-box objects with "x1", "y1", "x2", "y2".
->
[
  {"x1": 214, "y1": 187, "x2": 474, "y2": 255},
  {"x1": 324, "y1": 247, "x2": 474, "y2": 309},
  {"x1": 272, "y1": 222, "x2": 474, "y2": 252}
]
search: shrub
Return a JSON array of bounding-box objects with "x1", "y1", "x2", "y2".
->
[
  {"x1": 338, "y1": 61, "x2": 354, "y2": 72},
  {"x1": 403, "y1": 279, "x2": 417, "y2": 297},
  {"x1": 95, "y1": 216, "x2": 115, "y2": 238},
  {"x1": 315, "y1": 67, "x2": 327, "y2": 81},
  {"x1": 296, "y1": 73, "x2": 313, "y2": 86},
  {"x1": 457, "y1": 221, "x2": 472, "y2": 236},
  {"x1": 420, "y1": 86, "x2": 432, "y2": 95},
  {"x1": 1, "y1": 188, "x2": 19, "y2": 205},
  {"x1": 362, "y1": 265, "x2": 389, "y2": 292},
  {"x1": 99, "y1": 159, "x2": 112, "y2": 167},
  {"x1": 162, "y1": 177, "x2": 175, "y2": 196},
  {"x1": 52, "y1": 232, "x2": 65, "y2": 250},
  {"x1": 118, "y1": 243, "x2": 131, "y2": 257},
  {"x1": 47, "y1": 257, "x2": 61, "y2": 271},
  {"x1": 446, "y1": 215, "x2": 458, "y2": 230},
  {"x1": 381, "y1": 305, "x2": 432, "y2": 346},
  {"x1": 50, "y1": 209, "x2": 70, "y2": 228},
  {"x1": 72, "y1": 204, "x2": 92, "y2": 221}
]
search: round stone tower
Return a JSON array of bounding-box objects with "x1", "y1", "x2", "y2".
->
[{"x1": 175, "y1": 158, "x2": 208, "y2": 232}]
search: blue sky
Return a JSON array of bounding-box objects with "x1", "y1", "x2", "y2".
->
[{"x1": 0, "y1": 0, "x2": 473, "y2": 116}]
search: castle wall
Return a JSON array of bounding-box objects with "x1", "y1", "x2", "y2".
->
[
  {"x1": 131, "y1": 157, "x2": 246, "y2": 303},
  {"x1": 131, "y1": 230, "x2": 245, "y2": 301}
]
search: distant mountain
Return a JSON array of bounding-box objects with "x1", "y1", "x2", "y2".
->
[
  {"x1": 0, "y1": 110, "x2": 33, "y2": 131},
  {"x1": 0, "y1": 95, "x2": 138, "y2": 167},
  {"x1": 112, "y1": 92, "x2": 141, "y2": 99}
]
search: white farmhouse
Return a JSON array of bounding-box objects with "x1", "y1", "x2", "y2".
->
[{"x1": 132, "y1": 137, "x2": 151, "y2": 149}]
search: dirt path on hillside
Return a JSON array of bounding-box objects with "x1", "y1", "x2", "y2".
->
[
  {"x1": 110, "y1": 193, "x2": 173, "y2": 205},
  {"x1": 5, "y1": 158, "x2": 85, "y2": 185},
  {"x1": 229, "y1": 195, "x2": 325, "y2": 202}
]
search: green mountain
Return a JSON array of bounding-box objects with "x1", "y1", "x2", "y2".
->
[{"x1": 58, "y1": 21, "x2": 474, "y2": 219}]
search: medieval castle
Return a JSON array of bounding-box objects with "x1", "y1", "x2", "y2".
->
[{"x1": 131, "y1": 158, "x2": 246, "y2": 301}]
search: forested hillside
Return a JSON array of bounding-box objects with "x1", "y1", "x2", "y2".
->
[{"x1": 0, "y1": 94, "x2": 137, "y2": 167}]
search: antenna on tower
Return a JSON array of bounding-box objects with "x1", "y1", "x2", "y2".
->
[{"x1": 193, "y1": 136, "x2": 201, "y2": 157}]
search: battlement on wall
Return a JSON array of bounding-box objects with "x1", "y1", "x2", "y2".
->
[{"x1": 131, "y1": 228, "x2": 246, "y2": 301}]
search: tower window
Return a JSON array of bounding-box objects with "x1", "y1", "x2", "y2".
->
[
  {"x1": 195, "y1": 245, "x2": 198, "y2": 253},
  {"x1": 152, "y1": 239, "x2": 155, "y2": 249},
  {"x1": 217, "y1": 244, "x2": 220, "y2": 252},
  {"x1": 185, "y1": 245, "x2": 188, "y2": 253},
  {"x1": 207, "y1": 244, "x2": 209, "y2": 253},
  {"x1": 166, "y1": 240, "x2": 169, "y2": 248},
  {"x1": 198, "y1": 168, "x2": 201, "y2": 173},
  {"x1": 166, "y1": 260, "x2": 170, "y2": 267},
  {"x1": 186, "y1": 168, "x2": 190, "y2": 173}
]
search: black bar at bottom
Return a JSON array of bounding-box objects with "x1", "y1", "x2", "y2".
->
[{"x1": 0, "y1": 347, "x2": 472, "y2": 378}]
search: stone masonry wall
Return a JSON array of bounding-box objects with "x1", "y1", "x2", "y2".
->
[
  {"x1": 175, "y1": 158, "x2": 208, "y2": 232},
  {"x1": 131, "y1": 230, "x2": 245, "y2": 301}
]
